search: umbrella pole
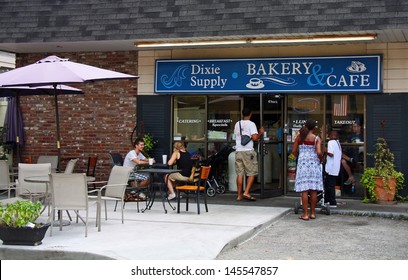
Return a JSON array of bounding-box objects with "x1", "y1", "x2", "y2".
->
[
  {"x1": 16, "y1": 95, "x2": 21, "y2": 163},
  {"x1": 54, "y1": 90, "x2": 61, "y2": 171}
]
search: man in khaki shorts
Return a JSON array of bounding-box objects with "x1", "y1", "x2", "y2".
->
[{"x1": 234, "y1": 108, "x2": 264, "y2": 201}]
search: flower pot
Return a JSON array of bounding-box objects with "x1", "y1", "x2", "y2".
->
[
  {"x1": 0, "y1": 223, "x2": 50, "y2": 246},
  {"x1": 374, "y1": 177, "x2": 397, "y2": 204}
]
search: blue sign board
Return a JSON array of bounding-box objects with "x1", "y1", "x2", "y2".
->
[{"x1": 155, "y1": 55, "x2": 382, "y2": 93}]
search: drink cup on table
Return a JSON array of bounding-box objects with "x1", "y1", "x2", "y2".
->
[
  {"x1": 162, "y1": 155, "x2": 167, "y2": 164},
  {"x1": 148, "y1": 158, "x2": 154, "y2": 166}
]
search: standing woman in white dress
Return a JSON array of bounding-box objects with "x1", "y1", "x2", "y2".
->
[{"x1": 292, "y1": 119, "x2": 324, "y2": 220}]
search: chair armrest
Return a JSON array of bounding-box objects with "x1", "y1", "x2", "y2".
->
[
  {"x1": 98, "y1": 183, "x2": 128, "y2": 191},
  {"x1": 87, "y1": 180, "x2": 108, "y2": 185}
]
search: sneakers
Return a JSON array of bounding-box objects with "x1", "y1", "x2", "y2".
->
[
  {"x1": 168, "y1": 193, "x2": 176, "y2": 200},
  {"x1": 329, "y1": 204, "x2": 337, "y2": 208}
]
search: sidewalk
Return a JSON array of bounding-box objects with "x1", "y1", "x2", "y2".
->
[{"x1": 0, "y1": 194, "x2": 407, "y2": 260}]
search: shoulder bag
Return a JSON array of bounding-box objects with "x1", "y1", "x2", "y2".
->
[{"x1": 239, "y1": 121, "x2": 252, "y2": 146}]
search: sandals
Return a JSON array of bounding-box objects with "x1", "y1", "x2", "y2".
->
[
  {"x1": 243, "y1": 194, "x2": 256, "y2": 201},
  {"x1": 344, "y1": 178, "x2": 355, "y2": 185},
  {"x1": 299, "y1": 216, "x2": 309, "y2": 221}
]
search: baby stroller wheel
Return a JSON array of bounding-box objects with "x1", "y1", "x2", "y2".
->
[
  {"x1": 294, "y1": 201, "x2": 300, "y2": 214},
  {"x1": 216, "y1": 184, "x2": 226, "y2": 194},
  {"x1": 207, "y1": 187, "x2": 216, "y2": 197},
  {"x1": 322, "y1": 203, "x2": 331, "y2": 215}
]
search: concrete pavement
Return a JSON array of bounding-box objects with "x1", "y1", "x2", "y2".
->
[{"x1": 0, "y1": 193, "x2": 407, "y2": 260}]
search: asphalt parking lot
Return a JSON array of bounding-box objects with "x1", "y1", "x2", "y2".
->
[{"x1": 216, "y1": 212, "x2": 408, "y2": 260}]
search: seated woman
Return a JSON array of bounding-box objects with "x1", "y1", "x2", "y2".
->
[{"x1": 165, "y1": 142, "x2": 193, "y2": 200}]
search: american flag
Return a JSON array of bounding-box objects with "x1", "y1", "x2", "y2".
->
[{"x1": 333, "y1": 95, "x2": 348, "y2": 116}]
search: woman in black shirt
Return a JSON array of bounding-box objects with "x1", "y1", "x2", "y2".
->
[{"x1": 166, "y1": 142, "x2": 193, "y2": 200}]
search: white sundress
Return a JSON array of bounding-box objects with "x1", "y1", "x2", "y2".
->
[{"x1": 294, "y1": 138, "x2": 323, "y2": 192}]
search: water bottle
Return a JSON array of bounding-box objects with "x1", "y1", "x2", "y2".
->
[{"x1": 351, "y1": 185, "x2": 355, "y2": 193}]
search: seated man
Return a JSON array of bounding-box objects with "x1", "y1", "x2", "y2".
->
[
  {"x1": 123, "y1": 137, "x2": 151, "y2": 187},
  {"x1": 341, "y1": 121, "x2": 364, "y2": 185}
]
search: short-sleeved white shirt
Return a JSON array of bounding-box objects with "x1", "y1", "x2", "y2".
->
[
  {"x1": 234, "y1": 120, "x2": 258, "y2": 151},
  {"x1": 123, "y1": 150, "x2": 146, "y2": 168},
  {"x1": 325, "y1": 139, "x2": 342, "y2": 176}
]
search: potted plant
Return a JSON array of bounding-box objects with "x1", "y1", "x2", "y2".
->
[
  {"x1": 0, "y1": 200, "x2": 50, "y2": 245},
  {"x1": 141, "y1": 133, "x2": 158, "y2": 158},
  {"x1": 360, "y1": 137, "x2": 405, "y2": 204}
]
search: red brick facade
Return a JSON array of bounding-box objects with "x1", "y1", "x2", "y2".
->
[{"x1": 16, "y1": 51, "x2": 138, "y2": 181}]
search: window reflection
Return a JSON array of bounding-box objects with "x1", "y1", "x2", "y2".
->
[
  {"x1": 208, "y1": 96, "x2": 240, "y2": 141},
  {"x1": 173, "y1": 96, "x2": 206, "y2": 141}
]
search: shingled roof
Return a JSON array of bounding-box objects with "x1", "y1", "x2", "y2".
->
[{"x1": 1, "y1": 0, "x2": 408, "y2": 52}]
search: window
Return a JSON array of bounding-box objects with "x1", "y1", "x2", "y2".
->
[
  {"x1": 207, "y1": 96, "x2": 240, "y2": 141},
  {"x1": 173, "y1": 96, "x2": 206, "y2": 141}
]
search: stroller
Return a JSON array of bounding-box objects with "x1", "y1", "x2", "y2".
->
[{"x1": 200, "y1": 145, "x2": 234, "y2": 197}]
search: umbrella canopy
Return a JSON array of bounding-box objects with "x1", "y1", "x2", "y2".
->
[
  {"x1": 0, "y1": 55, "x2": 138, "y2": 87},
  {"x1": 0, "y1": 85, "x2": 83, "y2": 163},
  {"x1": 0, "y1": 84, "x2": 83, "y2": 97},
  {"x1": 3, "y1": 96, "x2": 24, "y2": 146},
  {"x1": 0, "y1": 55, "x2": 138, "y2": 167}
]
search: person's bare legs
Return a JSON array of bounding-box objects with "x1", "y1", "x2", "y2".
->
[
  {"x1": 300, "y1": 191, "x2": 309, "y2": 219},
  {"x1": 166, "y1": 176, "x2": 175, "y2": 195},
  {"x1": 341, "y1": 159, "x2": 354, "y2": 183},
  {"x1": 244, "y1": 175, "x2": 255, "y2": 197},
  {"x1": 236, "y1": 174, "x2": 243, "y2": 200},
  {"x1": 309, "y1": 190, "x2": 317, "y2": 219},
  {"x1": 138, "y1": 179, "x2": 150, "y2": 187}
]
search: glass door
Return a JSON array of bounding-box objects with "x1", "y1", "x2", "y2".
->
[
  {"x1": 259, "y1": 94, "x2": 284, "y2": 197},
  {"x1": 243, "y1": 95, "x2": 284, "y2": 198},
  {"x1": 285, "y1": 95, "x2": 324, "y2": 194}
]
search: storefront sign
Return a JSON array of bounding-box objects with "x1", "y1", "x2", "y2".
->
[{"x1": 155, "y1": 55, "x2": 382, "y2": 93}]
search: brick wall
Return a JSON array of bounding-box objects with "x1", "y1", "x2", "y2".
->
[{"x1": 16, "y1": 51, "x2": 138, "y2": 181}]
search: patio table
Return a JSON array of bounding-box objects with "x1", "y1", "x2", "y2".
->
[{"x1": 138, "y1": 168, "x2": 181, "y2": 214}]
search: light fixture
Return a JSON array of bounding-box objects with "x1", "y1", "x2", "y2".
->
[
  {"x1": 135, "y1": 39, "x2": 248, "y2": 48},
  {"x1": 252, "y1": 34, "x2": 377, "y2": 44},
  {"x1": 134, "y1": 34, "x2": 376, "y2": 48}
]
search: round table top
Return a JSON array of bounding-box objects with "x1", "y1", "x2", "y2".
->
[{"x1": 24, "y1": 175, "x2": 95, "y2": 183}]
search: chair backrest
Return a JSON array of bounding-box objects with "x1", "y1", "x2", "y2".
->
[
  {"x1": 17, "y1": 163, "x2": 51, "y2": 195},
  {"x1": 105, "y1": 166, "x2": 133, "y2": 198},
  {"x1": 0, "y1": 160, "x2": 10, "y2": 189},
  {"x1": 109, "y1": 153, "x2": 124, "y2": 166},
  {"x1": 200, "y1": 166, "x2": 211, "y2": 180},
  {"x1": 37, "y1": 155, "x2": 58, "y2": 172},
  {"x1": 185, "y1": 165, "x2": 211, "y2": 186},
  {"x1": 86, "y1": 156, "x2": 98, "y2": 177},
  {"x1": 22, "y1": 155, "x2": 32, "y2": 164},
  {"x1": 49, "y1": 173, "x2": 88, "y2": 210},
  {"x1": 64, "y1": 158, "x2": 79, "y2": 174},
  {"x1": 188, "y1": 166, "x2": 201, "y2": 183}
]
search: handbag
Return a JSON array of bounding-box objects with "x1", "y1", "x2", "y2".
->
[{"x1": 239, "y1": 121, "x2": 252, "y2": 146}]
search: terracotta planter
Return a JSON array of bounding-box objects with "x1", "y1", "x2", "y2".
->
[
  {"x1": 374, "y1": 177, "x2": 397, "y2": 204},
  {"x1": 0, "y1": 223, "x2": 50, "y2": 246}
]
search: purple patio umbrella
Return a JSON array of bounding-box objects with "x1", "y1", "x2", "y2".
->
[
  {"x1": 0, "y1": 55, "x2": 138, "y2": 166},
  {"x1": 3, "y1": 96, "x2": 24, "y2": 146},
  {"x1": 0, "y1": 85, "x2": 83, "y2": 163}
]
